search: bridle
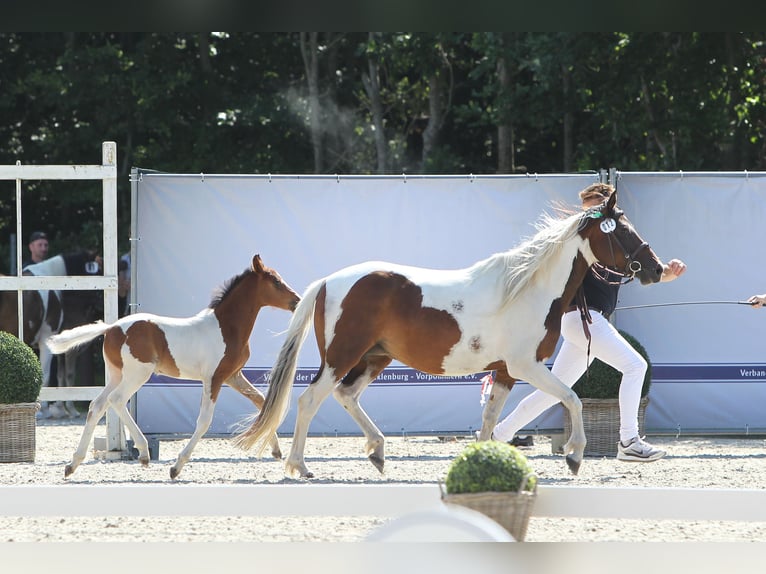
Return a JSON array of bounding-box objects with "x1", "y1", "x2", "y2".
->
[{"x1": 586, "y1": 209, "x2": 650, "y2": 286}]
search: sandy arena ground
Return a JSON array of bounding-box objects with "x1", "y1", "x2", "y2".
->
[{"x1": 1, "y1": 416, "x2": 766, "y2": 545}]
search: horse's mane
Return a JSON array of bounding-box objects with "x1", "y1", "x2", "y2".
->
[
  {"x1": 470, "y1": 207, "x2": 584, "y2": 307},
  {"x1": 209, "y1": 267, "x2": 251, "y2": 309}
]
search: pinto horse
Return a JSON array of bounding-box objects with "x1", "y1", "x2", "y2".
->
[
  {"x1": 47, "y1": 254, "x2": 300, "y2": 479},
  {"x1": 234, "y1": 192, "x2": 663, "y2": 478},
  {"x1": 0, "y1": 251, "x2": 103, "y2": 418}
]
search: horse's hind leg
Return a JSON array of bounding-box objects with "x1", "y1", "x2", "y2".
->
[
  {"x1": 65, "y1": 363, "x2": 151, "y2": 478},
  {"x1": 227, "y1": 371, "x2": 281, "y2": 459},
  {"x1": 65, "y1": 369, "x2": 120, "y2": 477},
  {"x1": 286, "y1": 367, "x2": 337, "y2": 478},
  {"x1": 105, "y1": 376, "x2": 152, "y2": 468},
  {"x1": 170, "y1": 378, "x2": 217, "y2": 479},
  {"x1": 477, "y1": 364, "x2": 515, "y2": 441},
  {"x1": 333, "y1": 357, "x2": 391, "y2": 474}
]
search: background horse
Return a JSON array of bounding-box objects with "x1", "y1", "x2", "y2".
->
[
  {"x1": 47, "y1": 254, "x2": 299, "y2": 480},
  {"x1": 0, "y1": 250, "x2": 103, "y2": 418},
  {"x1": 234, "y1": 192, "x2": 663, "y2": 478}
]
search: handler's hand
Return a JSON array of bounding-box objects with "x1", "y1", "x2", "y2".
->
[
  {"x1": 661, "y1": 258, "x2": 687, "y2": 282},
  {"x1": 747, "y1": 294, "x2": 766, "y2": 308}
]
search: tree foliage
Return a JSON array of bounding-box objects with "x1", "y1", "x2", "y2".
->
[{"x1": 1, "y1": 32, "x2": 764, "y2": 271}]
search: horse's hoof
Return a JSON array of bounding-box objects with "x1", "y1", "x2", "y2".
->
[
  {"x1": 565, "y1": 455, "x2": 581, "y2": 475},
  {"x1": 271, "y1": 449, "x2": 283, "y2": 460},
  {"x1": 169, "y1": 467, "x2": 180, "y2": 480},
  {"x1": 368, "y1": 454, "x2": 385, "y2": 474},
  {"x1": 64, "y1": 465, "x2": 74, "y2": 478},
  {"x1": 139, "y1": 456, "x2": 150, "y2": 467}
]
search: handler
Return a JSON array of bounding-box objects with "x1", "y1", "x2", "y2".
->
[{"x1": 492, "y1": 183, "x2": 687, "y2": 462}]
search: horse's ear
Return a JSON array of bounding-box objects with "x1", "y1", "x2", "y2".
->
[
  {"x1": 607, "y1": 190, "x2": 617, "y2": 212},
  {"x1": 252, "y1": 254, "x2": 264, "y2": 272}
]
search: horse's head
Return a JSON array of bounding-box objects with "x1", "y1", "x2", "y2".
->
[
  {"x1": 578, "y1": 192, "x2": 663, "y2": 285},
  {"x1": 251, "y1": 254, "x2": 300, "y2": 311}
]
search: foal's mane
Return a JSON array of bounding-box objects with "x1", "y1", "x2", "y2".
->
[
  {"x1": 209, "y1": 267, "x2": 252, "y2": 309},
  {"x1": 471, "y1": 207, "x2": 585, "y2": 307}
]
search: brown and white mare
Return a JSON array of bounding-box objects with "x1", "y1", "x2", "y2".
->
[
  {"x1": 234, "y1": 193, "x2": 663, "y2": 478},
  {"x1": 47, "y1": 254, "x2": 299, "y2": 479}
]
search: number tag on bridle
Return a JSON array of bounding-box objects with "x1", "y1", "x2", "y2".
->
[
  {"x1": 599, "y1": 218, "x2": 617, "y2": 233},
  {"x1": 85, "y1": 261, "x2": 100, "y2": 274}
]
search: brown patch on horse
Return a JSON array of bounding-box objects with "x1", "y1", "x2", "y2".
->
[
  {"x1": 328, "y1": 272, "x2": 461, "y2": 375},
  {"x1": 313, "y1": 283, "x2": 328, "y2": 364},
  {"x1": 124, "y1": 321, "x2": 181, "y2": 377},
  {"x1": 102, "y1": 326, "x2": 127, "y2": 370},
  {"x1": 484, "y1": 360, "x2": 517, "y2": 392}
]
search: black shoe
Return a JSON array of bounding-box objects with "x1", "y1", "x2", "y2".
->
[{"x1": 510, "y1": 435, "x2": 534, "y2": 447}]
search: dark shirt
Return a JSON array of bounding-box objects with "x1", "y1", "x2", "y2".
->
[{"x1": 570, "y1": 265, "x2": 621, "y2": 318}]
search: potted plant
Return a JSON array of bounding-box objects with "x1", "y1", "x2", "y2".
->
[
  {"x1": 0, "y1": 331, "x2": 43, "y2": 462},
  {"x1": 441, "y1": 441, "x2": 537, "y2": 541},
  {"x1": 563, "y1": 329, "x2": 652, "y2": 457}
]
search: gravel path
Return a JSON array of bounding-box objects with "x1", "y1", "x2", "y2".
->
[{"x1": 1, "y1": 418, "x2": 766, "y2": 543}]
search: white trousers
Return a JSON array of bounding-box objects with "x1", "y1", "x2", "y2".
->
[{"x1": 493, "y1": 309, "x2": 647, "y2": 444}]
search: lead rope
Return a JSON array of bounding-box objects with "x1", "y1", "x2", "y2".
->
[{"x1": 575, "y1": 284, "x2": 593, "y2": 380}]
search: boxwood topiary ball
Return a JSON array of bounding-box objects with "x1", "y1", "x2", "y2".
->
[
  {"x1": 0, "y1": 331, "x2": 43, "y2": 404},
  {"x1": 445, "y1": 441, "x2": 536, "y2": 494}
]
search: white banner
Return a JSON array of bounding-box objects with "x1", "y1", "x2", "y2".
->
[{"x1": 132, "y1": 171, "x2": 766, "y2": 437}]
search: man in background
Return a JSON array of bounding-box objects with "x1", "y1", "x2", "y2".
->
[{"x1": 22, "y1": 231, "x2": 49, "y2": 268}]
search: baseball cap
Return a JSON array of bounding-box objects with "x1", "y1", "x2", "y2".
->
[{"x1": 29, "y1": 231, "x2": 48, "y2": 243}]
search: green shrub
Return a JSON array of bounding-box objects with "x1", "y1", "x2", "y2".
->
[
  {"x1": 571, "y1": 330, "x2": 651, "y2": 399},
  {"x1": 445, "y1": 441, "x2": 536, "y2": 494},
  {"x1": 0, "y1": 332, "x2": 43, "y2": 403}
]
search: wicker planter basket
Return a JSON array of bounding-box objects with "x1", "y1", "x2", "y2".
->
[
  {"x1": 563, "y1": 396, "x2": 649, "y2": 457},
  {"x1": 440, "y1": 476, "x2": 537, "y2": 541},
  {"x1": 0, "y1": 403, "x2": 39, "y2": 463}
]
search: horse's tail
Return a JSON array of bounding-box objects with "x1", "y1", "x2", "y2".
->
[
  {"x1": 46, "y1": 321, "x2": 112, "y2": 354},
  {"x1": 233, "y1": 278, "x2": 325, "y2": 455}
]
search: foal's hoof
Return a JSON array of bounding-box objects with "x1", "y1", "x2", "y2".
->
[
  {"x1": 368, "y1": 454, "x2": 385, "y2": 474},
  {"x1": 271, "y1": 449, "x2": 283, "y2": 460},
  {"x1": 565, "y1": 455, "x2": 581, "y2": 475},
  {"x1": 63, "y1": 464, "x2": 74, "y2": 478},
  {"x1": 169, "y1": 467, "x2": 181, "y2": 480}
]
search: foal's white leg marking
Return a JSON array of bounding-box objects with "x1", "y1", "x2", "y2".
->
[
  {"x1": 478, "y1": 382, "x2": 510, "y2": 441},
  {"x1": 227, "y1": 371, "x2": 282, "y2": 459},
  {"x1": 105, "y1": 372, "x2": 152, "y2": 466},
  {"x1": 170, "y1": 379, "x2": 216, "y2": 480},
  {"x1": 510, "y1": 361, "x2": 585, "y2": 472},
  {"x1": 65, "y1": 364, "x2": 123, "y2": 477},
  {"x1": 65, "y1": 362, "x2": 152, "y2": 478},
  {"x1": 286, "y1": 367, "x2": 337, "y2": 478},
  {"x1": 332, "y1": 367, "x2": 385, "y2": 472}
]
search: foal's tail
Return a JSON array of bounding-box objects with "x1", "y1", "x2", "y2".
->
[
  {"x1": 46, "y1": 321, "x2": 113, "y2": 354},
  {"x1": 233, "y1": 278, "x2": 325, "y2": 455}
]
